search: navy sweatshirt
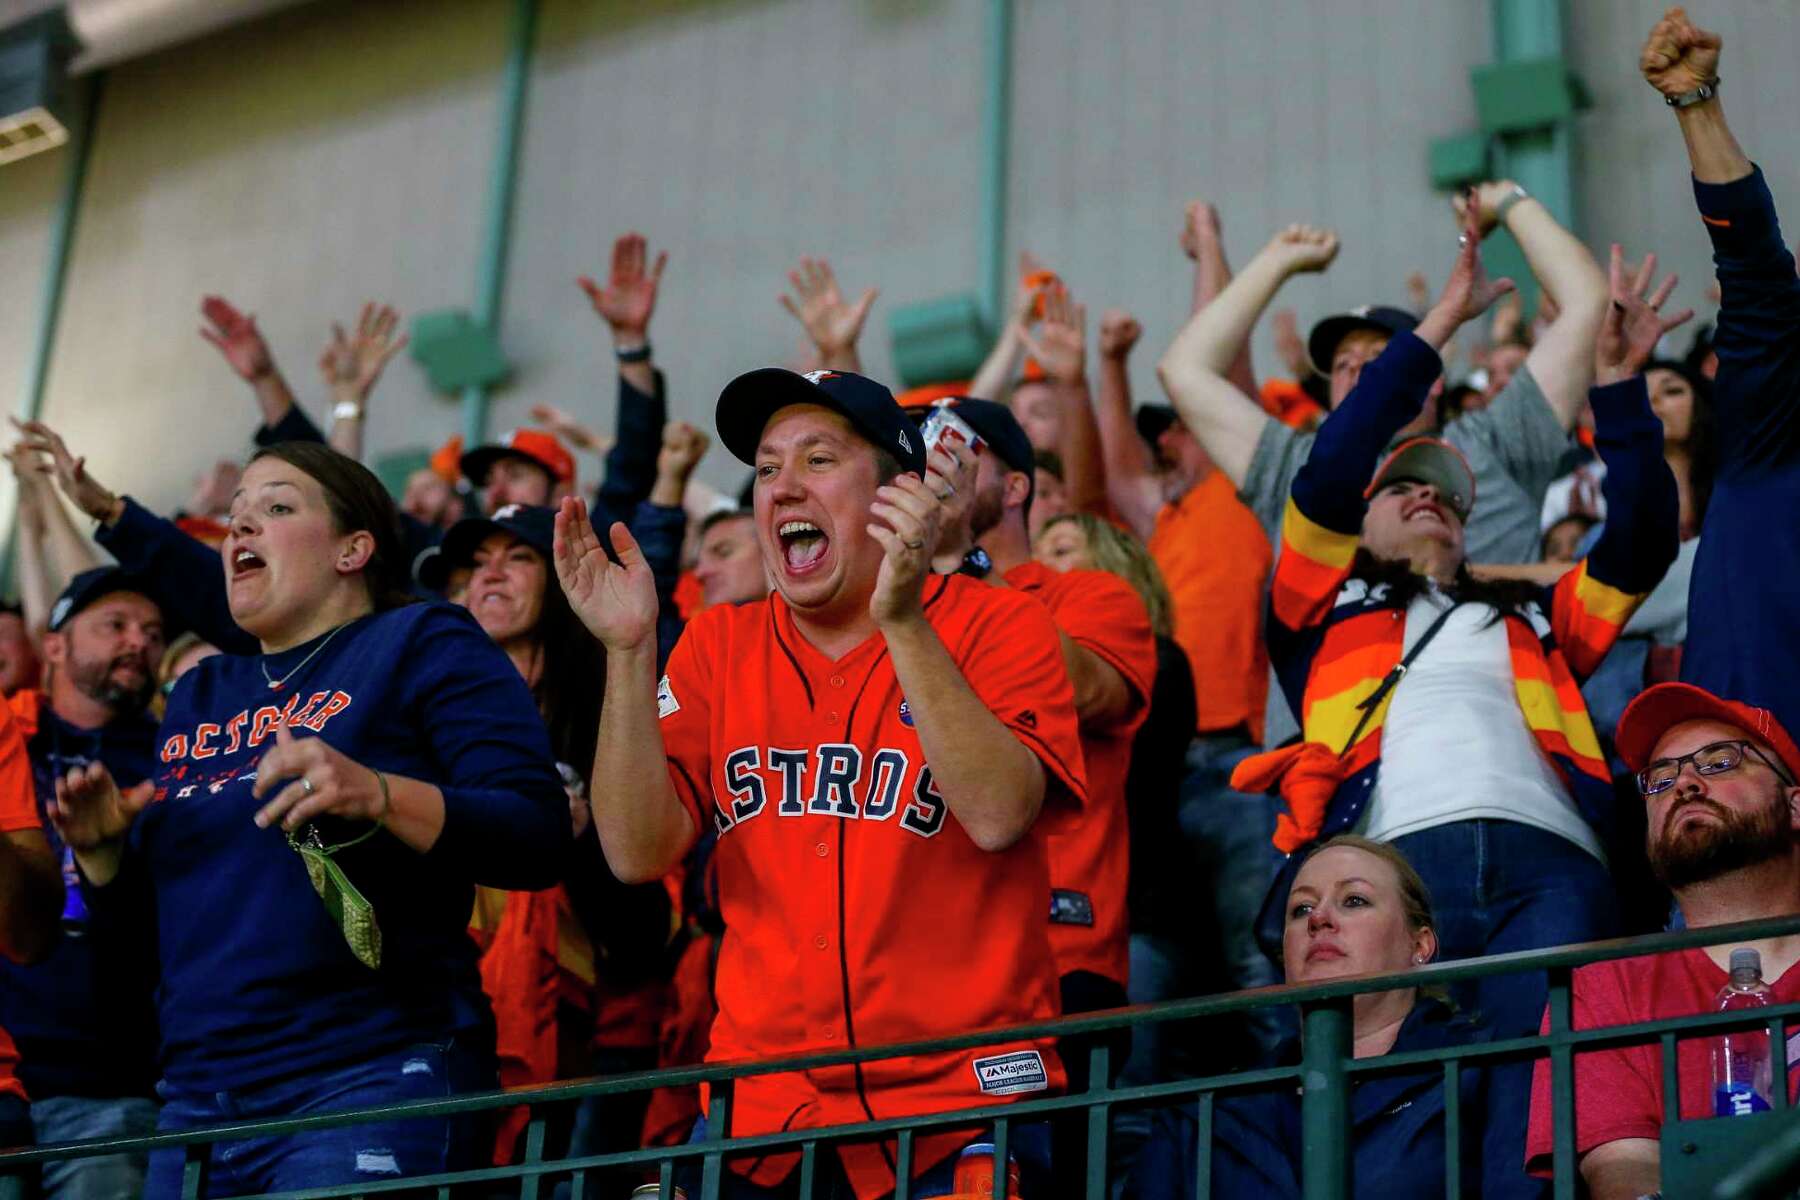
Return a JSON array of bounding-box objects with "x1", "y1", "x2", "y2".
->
[
  {"x1": 92, "y1": 602, "x2": 569, "y2": 1093},
  {"x1": 1682, "y1": 167, "x2": 1800, "y2": 733},
  {"x1": 0, "y1": 705, "x2": 160, "y2": 1098}
]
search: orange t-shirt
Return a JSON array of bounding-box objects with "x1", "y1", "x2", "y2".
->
[
  {"x1": 1148, "y1": 471, "x2": 1274, "y2": 741},
  {"x1": 1005, "y1": 562, "x2": 1156, "y2": 988},
  {"x1": 658, "y1": 574, "x2": 1087, "y2": 1198},
  {"x1": 0, "y1": 698, "x2": 40, "y2": 1102}
]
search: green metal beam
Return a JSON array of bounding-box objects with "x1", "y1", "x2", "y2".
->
[
  {"x1": 459, "y1": 0, "x2": 539, "y2": 449},
  {"x1": 1485, "y1": 0, "x2": 1575, "y2": 314},
  {"x1": 3, "y1": 72, "x2": 103, "y2": 601},
  {"x1": 978, "y1": 0, "x2": 1013, "y2": 329}
]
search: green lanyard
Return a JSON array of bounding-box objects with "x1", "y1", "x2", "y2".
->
[{"x1": 287, "y1": 820, "x2": 384, "y2": 970}]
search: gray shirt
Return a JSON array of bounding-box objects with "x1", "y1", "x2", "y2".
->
[{"x1": 1239, "y1": 364, "x2": 1575, "y2": 746}]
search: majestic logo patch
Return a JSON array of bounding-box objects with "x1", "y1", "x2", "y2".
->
[
  {"x1": 898, "y1": 700, "x2": 914, "y2": 727},
  {"x1": 1016, "y1": 710, "x2": 1037, "y2": 730},
  {"x1": 972, "y1": 1051, "x2": 1048, "y2": 1097},
  {"x1": 802, "y1": 369, "x2": 841, "y2": 385},
  {"x1": 657, "y1": 675, "x2": 680, "y2": 719},
  {"x1": 897, "y1": 429, "x2": 913, "y2": 454},
  {"x1": 493, "y1": 503, "x2": 522, "y2": 520}
]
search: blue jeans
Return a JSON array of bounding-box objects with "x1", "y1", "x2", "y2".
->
[
  {"x1": 142, "y1": 1038, "x2": 494, "y2": 1199},
  {"x1": 1391, "y1": 819, "x2": 1620, "y2": 1038},
  {"x1": 678, "y1": 1118, "x2": 1052, "y2": 1199},
  {"x1": 31, "y1": 1094, "x2": 158, "y2": 1200}
]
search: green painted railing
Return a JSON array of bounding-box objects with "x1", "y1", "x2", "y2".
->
[{"x1": 4, "y1": 915, "x2": 1799, "y2": 1199}]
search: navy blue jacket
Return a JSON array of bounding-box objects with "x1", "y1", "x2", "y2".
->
[
  {"x1": 0, "y1": 704, "x2": 161, "y2": 1098},
  {"x1": 88, "y1": 603, "x2": 569, "y2": 1093},
  {"x1": 1681, "y1": 167, "x2": 1800, "y2": 733},
  {"x1": 1129, "y1": 999, "x2": 1544, "y2": 1199}
]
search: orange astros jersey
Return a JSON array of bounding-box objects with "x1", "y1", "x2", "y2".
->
[
  {"x1": 0, "y1": 699, "x2": 39, "y2": 1102},
  {"x1": 1004, "y1": 562, "x2": 1157, "y2": 988},
  {"x1": 657, "y1": 571, "x2": 1088, "y2": 1198}
]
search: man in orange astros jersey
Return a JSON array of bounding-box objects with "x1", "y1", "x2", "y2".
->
[
  {"x1": 921, "y1": 397, "x2": 1157, "y2": 1195},
  {"x1": 554, "y1": 367, "x2": 1089, "y2": 1199}
]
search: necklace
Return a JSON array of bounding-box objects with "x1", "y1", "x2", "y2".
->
[{"x1": 260, "y1": 624, "x2": 348, "y2": 691}]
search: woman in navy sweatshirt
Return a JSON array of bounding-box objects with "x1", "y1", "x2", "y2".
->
[{"x1": 48, "y1": 443, "x2": 571, "y2": 1199}]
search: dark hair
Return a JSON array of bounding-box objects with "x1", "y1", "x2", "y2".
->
[
  {"x1": 1033, "y1": 449, "x2": 1065, "y2": 481},
  {"x1": 249, "y1": 443, "x2": 413, "y2": 611},
  {"x1": 1645, "y1": 358, "x2": 1718, "y2": 527},
  {"x1": 1541, "y1": 513, "x2": 1598, "y2": 560},
  {"x1": 700, "y1": 508, "x2": 754, "y2": 537},
  {"x1": 1350, "y1": 548, "x2": 1543, "y2": 628},
  {"x1": 527, "y1": 561, "x2": 606, "y2": 778}
]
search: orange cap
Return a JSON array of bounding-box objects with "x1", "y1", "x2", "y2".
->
[{"x1": 430, "y1": 436, "x2": 465, "y2": 484}]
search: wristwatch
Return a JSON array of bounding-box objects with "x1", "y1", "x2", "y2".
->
[
  {"x1": 1495, "y1": 184, "x2": 1530, "y2": 225},
  {"x1": 1665, "y1": 77, "x2": 1719, "y2": 108},
  {"x1": 615, "y1": 341, "x2": 652, "y2": 364},
  {"x1": 332, "y1": 400, "x2": 363, "y2": 422}
]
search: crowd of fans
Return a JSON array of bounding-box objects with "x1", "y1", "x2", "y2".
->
[{"x1": 0, "y1": 7, "x2": 1795, "y2": 1198}]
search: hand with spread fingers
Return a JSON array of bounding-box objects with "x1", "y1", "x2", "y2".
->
[
  {"x1": 252, "y1": 719, "x2": 390, "y2": 834},
  {"x1": 779, "y1": 256, "x2": 877, "y2": 372},
  {"x1": 199, "y1": 295, "x2": 276, "y2": 381},
  {"x1": 1019, "y1": 284, "x2": 1088, "y2": 386},
  {"x1": 318, "y1": 302, "x2": 409, "y2": 403},
  {"x1": 9, "y1": 418, "x2": 122, "y2": 526},
  {"x1": 1595, "y1": 243, "x2": 1695, "y2": 385},
  {"x1": 50, "y1": 762, "x2": 155, "y2": 886},
  {"x1": 867, "y1": 446, "x2": 963, "y2": 627},
  {"x1": 578, "y1": 233, "x2": 668, "y2": 341}
]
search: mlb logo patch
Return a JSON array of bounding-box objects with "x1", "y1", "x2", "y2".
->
[
  {"x1": 657, "y1": 675, "x2": 680, "y2": 719},
  {"x1": 898, "y1": 700, "x2": 914, "y2": 727},
  {"x1": 972, "y1": 1051, "x2": 1048, "y2": 1097}
]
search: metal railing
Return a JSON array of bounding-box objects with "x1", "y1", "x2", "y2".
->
[{"x1": 4, "y1": 915, "x2": 1800, "y2": 1200}]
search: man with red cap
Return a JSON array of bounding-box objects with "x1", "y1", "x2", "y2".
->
[
  {"x1": 461, "y1": 429, "x2": 579, "y2": 515},
  {"x1": 1526, "y1": 682, "x2": 1800, "y2": 1199}
]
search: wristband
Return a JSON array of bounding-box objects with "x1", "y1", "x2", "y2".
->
[
  {"x1": 615, "y1": 341, "x2": 652, "y2": 364},
  {"x1": 331, "y1": 400, "x2": 363, "y2": 422},
  {"x1": 1495, "y1": 184, "x2": 1530, "y2": 225},
  {"x1": 1664, "y1": 78, "x2": 1719, "y2": 108}
]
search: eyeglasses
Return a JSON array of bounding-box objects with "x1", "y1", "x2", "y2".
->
[{"x1": 1637, "y1": 739, "x2": 1797, "y2": 796}]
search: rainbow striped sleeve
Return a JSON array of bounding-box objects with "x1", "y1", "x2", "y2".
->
[{"x1": 1271, "y1": 499, "x2": 1360, "y2": 634}]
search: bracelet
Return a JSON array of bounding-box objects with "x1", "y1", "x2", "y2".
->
[
  {"x1": 370, "y1": 768, "x2": 391, "y2": 828},
  {"x1": 1495, "y1": 184, "x2": 1530, "y2": 225},
  {"x1": 331, "y1": 399, "x2": 363, "y2": 422},
  {"x1": 1665, "y1": 78, "x2": 1719, "y2": 108},
  {"x1": 615, "y1": 341, "x2": 652, "y2": 364}
]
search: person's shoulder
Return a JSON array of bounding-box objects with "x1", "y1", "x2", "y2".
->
[
  {"x1": 933, "y1": 572, "x2": 1054, "y2": 625},
  {"x1": 1570, "y1": 947, "x2": 1703, "y2": 1019}
]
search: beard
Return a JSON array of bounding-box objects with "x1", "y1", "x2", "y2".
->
[
  {"x1": 1648, "y1": 789, "x2": 1792, "y2": 890},
  {"x1": 967, "y1": 482, "x2": 1006, "y2": 542},
  {"x1": 69, "y1": 651, "x2": 154, "y2": 715}
]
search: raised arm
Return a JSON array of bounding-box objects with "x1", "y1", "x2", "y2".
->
[
  {"x1": 317, "y1": 302, "x2": 409, "y2": 461},
  {"x1": 555, "y1": 501, "x2": 696, "y2": 883},
  {"x1": 1456, "y1": 181, "x2": 1609, "y2": 428},
  {"x1": 1158, "y1": 225, "x2": 1339, "y2": 486},
  {"x1": 778, "y1": 256, "x2": 877, "y2": 375},
  {"x1": 199, "y1": 296, "x2": 314, "y2": 442},
  {"x1": 968, "y1": 258, "x2": 1048, "y2": 404},
  {"x1": 1640, "y1": 7, "x2": 1747, "y2": 184},
  {"x1": 1091, "y1": 311, "x2": 1162, "y2": 540},
  {"x1": 1182, "y1": 200, "x2": 1257, "y2": 398},
  {"x1": 579, "y1": 232, "x2": 668, "y2": 398},
  {"x1": 1017, "y1": 284, "x2": 1106, "y2": 515}
]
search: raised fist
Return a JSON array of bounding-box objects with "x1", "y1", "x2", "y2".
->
[
  {"x1": 1264, "y1": 225, "x2": 1340, "y2": 277},
  {"x1": 1098, "y1": 310, "x2": 1143, "y2": 361},
  {"x1": 1640, "y1": 6, "x2": 1721, "y2": 99}
]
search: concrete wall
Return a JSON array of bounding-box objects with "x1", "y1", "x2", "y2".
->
[{"x1": 5, "y1": 0, "x2": 1798, "y2": 525}]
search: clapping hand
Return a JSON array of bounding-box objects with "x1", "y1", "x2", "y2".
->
[{"x1": 553, "y1": 497, "x2": 659, "y2": 655}]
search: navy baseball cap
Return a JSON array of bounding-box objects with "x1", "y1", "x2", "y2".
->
[
  {"x1": 716, "y1": 368, "x2": 926, "y2": 477},
  {"x1": 416, "y1": 503, "x2": 555, "y2": 592},
  {"x1": 49, "y1": 567, "x2": 162, "y2": 633},
  {"x1": 1308, "y1": 305, "x2": 1418, "y2": 376},
  {"x1": 1134, "y1": 403, "x2": 1179, "y2": 446}
]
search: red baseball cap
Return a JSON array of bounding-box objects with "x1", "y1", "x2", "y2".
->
[
  {"x1": 1615, "y1": 682, "x2": 1800, "y2": 781},
  {"x1": 460, "y1": 429, "x2": 575, "y2": 486}
]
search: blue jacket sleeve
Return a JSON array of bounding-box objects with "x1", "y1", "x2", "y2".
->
[
  {"x1": 1567, "y1": 376, "x2": 1679, "y2": 598},
  {"x1": 407, "y1": 605, "x2": 570, "y2": 889},
  {"x1": 254, "y1": 404, "x2": 327, "y2": 448},
  {"x1": 1694, "y1": 167, "x2": 1800, "y2": 471},
  {"x1": 592, "y1": 369, "x2": 667, "y2": 533},
  {"x1": 1289, "y1": 332, "x2": 1446, "y2": 534},
  {"x1": 629, "y1": 500, "x2": 688, "y2": 669},
  {"x1": 93, "y1": 498, "x2": 258, "y2": 654}
]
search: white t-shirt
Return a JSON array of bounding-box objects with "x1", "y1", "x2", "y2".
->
[{"x1": 1360, "y1": 587, "x2": 1606, "y2": 860}]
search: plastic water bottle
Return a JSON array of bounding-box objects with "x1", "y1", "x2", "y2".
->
[
  {"x1": 1712, "y1": 947, "x2": 1776, "y2": 1117},
  {"x1": 952, "y1": 1142, "x2": 1021, "y2": 1198}
]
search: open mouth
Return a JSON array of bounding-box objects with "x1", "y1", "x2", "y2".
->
[
  {"x1": 1404, "y1": 504, "x2": 1447, "y2": 526},
  {"x1": 777, "y1": 520, "x2": 829, "y2": 575},
  {"x1": 231, "y1": 548, "x2": 267, "y2": 578}
]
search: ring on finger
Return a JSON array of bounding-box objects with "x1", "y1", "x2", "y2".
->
[
  {"x1": 302, "y1": 776, "x2": 315, "y2": 796},
  {"x1": 903, "y1": 538, "x2": 925, "y2": 550}
]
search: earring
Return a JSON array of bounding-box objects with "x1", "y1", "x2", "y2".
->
[{"x1": 1412, "y1": 955, "x2": 1425, "y2": 964}]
